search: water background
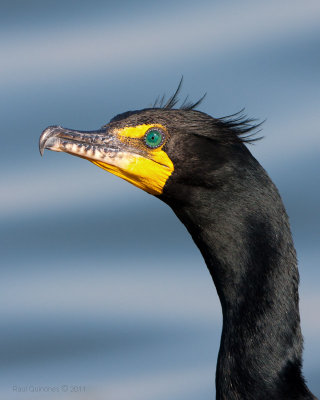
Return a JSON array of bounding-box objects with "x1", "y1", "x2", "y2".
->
[{"x1": 1, "y1": 1, "x2": 319, "y2": 398}]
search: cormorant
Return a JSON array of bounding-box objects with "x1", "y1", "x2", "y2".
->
[{"x1": 39, "y1": 85, "x2": 317, "y2": 400}]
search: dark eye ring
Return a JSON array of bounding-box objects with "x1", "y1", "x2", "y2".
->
[{"x1": 144, "y1": 128, "x2": 165, "y2": 149}]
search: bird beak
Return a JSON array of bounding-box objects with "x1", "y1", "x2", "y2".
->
[
  {"x1": 39, "y1": 126, "x2": 119, "y2": 157},
  {"x1": 39, "y1": 125, "x2": 129, "y2": 163},
  {"x1": 39, "y1": 124, "x2": 174, "y2": 195}
]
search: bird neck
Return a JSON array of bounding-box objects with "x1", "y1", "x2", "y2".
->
[{"x1": 164, "y1": 171, "x2": 314, "y2": 399}]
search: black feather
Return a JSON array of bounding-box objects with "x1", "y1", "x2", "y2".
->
[
  {"x1": 153, "y1": 76, "x2": 206, "y2": 111},
  {"x1": 214, "y1": 109, "x2": 264, "y2": 144}
]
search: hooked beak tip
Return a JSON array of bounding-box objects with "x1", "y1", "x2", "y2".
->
[{"x1": 39, "y1": 125, "x2": 60, "y2": 157}]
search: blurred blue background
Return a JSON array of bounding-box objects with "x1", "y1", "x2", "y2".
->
[{"x1": 1, "y1": 0, "x2": 319, "y2": 399}]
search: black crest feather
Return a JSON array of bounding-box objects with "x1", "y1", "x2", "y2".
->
[
  {"x1": 215, "y1": 109, "x2": 264, "y2": 144},
  {"x1": 153, "y1": 77, "x2": 206, "y2": 111}
]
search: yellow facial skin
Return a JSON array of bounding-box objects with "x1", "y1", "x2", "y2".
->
[{"x1": 91, "y1": 124, "x2": 174, "y2": 196}]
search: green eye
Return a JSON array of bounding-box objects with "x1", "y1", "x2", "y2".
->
[{"x1": 144, "y1": 129, "x2": 164, "y2": 148}]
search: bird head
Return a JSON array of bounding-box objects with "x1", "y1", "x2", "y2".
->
[{"x1": 39, "y1": 99, "x2": 260, "y2": 202}]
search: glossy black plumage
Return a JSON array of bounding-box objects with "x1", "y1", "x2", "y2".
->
[
  {"x1": 39, "y1": 89, "x2": 317, "y2": 399},
  {"x1": 107, "y1": 107, "x2": 316, "y2": 399}
]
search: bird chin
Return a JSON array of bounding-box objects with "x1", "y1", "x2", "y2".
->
[{"x1": 90, "y1": 156, "x2": 173, "y2": 196}]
